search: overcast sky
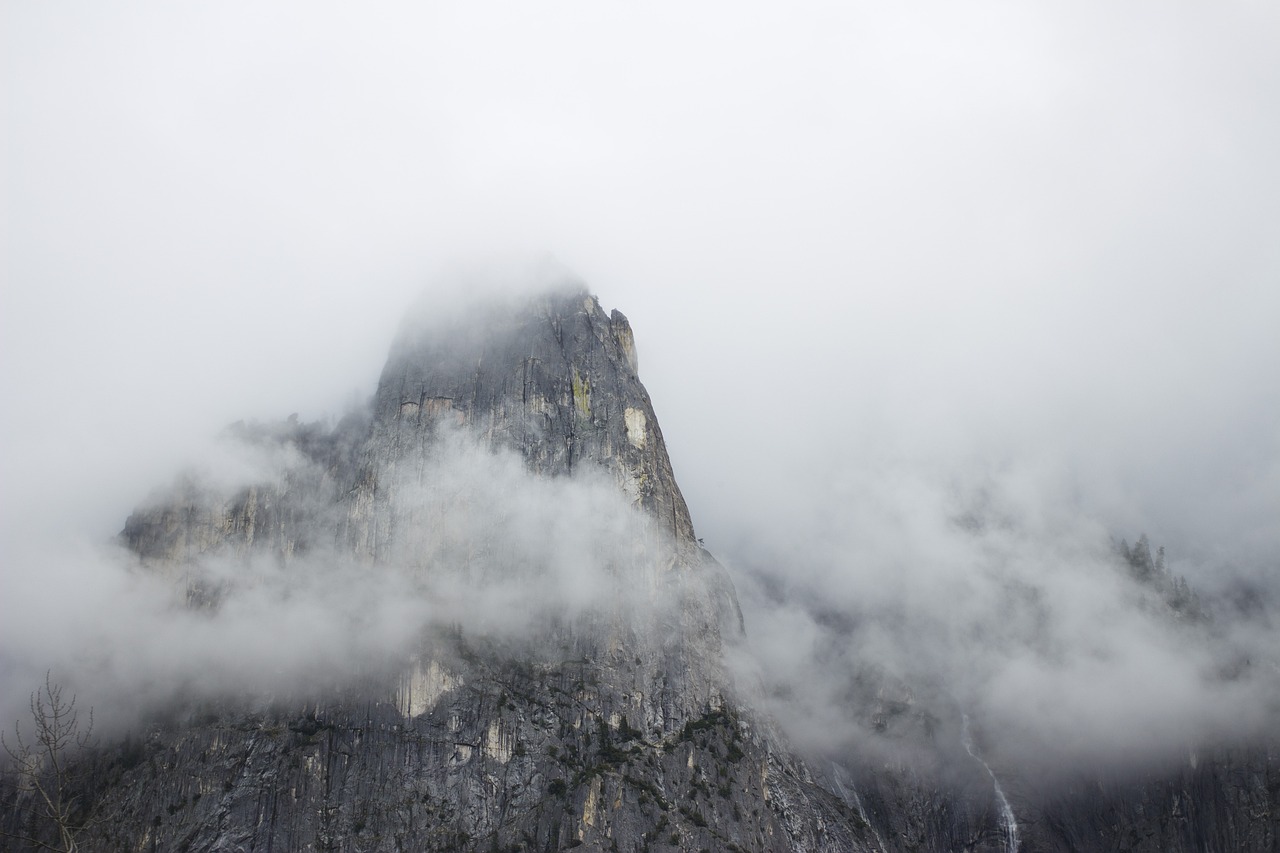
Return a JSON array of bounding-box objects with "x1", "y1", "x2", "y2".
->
[
  {"x1": 4, "y1": 1, "x2": 1279, "y2": 625},
  {"x1": 4, "y1": 2, "x2": 1280, "y2": 778}
]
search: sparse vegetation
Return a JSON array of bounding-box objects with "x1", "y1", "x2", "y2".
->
[{"x1": 2, "y1": 675, "x2": 108, "y2": 852}]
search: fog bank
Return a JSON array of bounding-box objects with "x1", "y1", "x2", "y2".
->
[{"x1": 4, "y1": 0, "x2": 1278, "y2": 780}]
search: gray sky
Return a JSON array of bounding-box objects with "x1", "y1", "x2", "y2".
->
[
  {"x1": 3, "y1": 1, "x2": 1279, "y2": 761},
  {"x1": 5, "y1": 1, "x2": 1277, "y2": 560}
]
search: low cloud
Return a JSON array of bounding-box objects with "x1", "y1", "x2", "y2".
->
[
  {"x1": 725, "y1": 452, "x2": 1280, "y2": 778},
  {"x1": 1, "y1": 307, "x2": 1276, "y2": 790},
  {"x1": 0, "y1": 418, "x2": 689, "y2": 737},
  {"x1": 3, "y1": 0, "x2": 1278, "y2": 795}
]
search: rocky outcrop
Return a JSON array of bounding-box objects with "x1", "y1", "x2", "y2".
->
[
  {"x1": 65, "y1": 284, "x2": 869, "y2": 853},
  {"x1": 8, "y1": 283, "x2": 1278, "y2": 852},
  {"x1": 366, "y1": 287, "x2": 694, "y2": 547}
]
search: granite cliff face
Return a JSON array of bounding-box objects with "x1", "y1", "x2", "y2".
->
[
  {"x1": 367, "y1": 288, "x2": 695, "y2": 546},
  {"x1": 87, "y1": 285, "x2": 867, "y2": 852},
  {"x1": 5, "y1": 284, "x2": 1278, "y2": 852}
]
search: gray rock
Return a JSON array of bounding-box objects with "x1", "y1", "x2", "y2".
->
[{"x1": 7, "y1": 283, "x2": 1277, "y2": 852}]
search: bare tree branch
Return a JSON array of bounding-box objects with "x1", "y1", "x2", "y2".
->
[{"x1": 2, "y1": 673, "x2": 104, "y2": 853}]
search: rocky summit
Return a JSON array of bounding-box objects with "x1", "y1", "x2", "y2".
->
[{"x1": 4, "y1": 282, "x2": 1278, "y2": 852}]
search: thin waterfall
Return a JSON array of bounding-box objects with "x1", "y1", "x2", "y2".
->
[{"x1": 961, "y1": 714, "x2": 1020, "y2": 853}]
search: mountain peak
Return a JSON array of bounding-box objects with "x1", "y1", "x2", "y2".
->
[
  {"x1": 27, "y1": 278, "x2": 1279, "y2": 853},
  {"x1": 373, "y1": 288, "x2": 696, "y2": 545}
]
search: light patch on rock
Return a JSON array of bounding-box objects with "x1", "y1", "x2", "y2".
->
[
  {"x1": 527, "y1": 392, "x2": 550, "y2": 414},
  {"x1": 399, "y1": 658, "x2": 463, "y2": 718},
  {"x1": 581, "y1": 775, "x2": 603, "y2": 829},
  {"x1": 624, "y1": 407, "x2": 647, "y2": 449},
  {"x1": 484, "y1": 718, "x2": 513, "y2": 763}
]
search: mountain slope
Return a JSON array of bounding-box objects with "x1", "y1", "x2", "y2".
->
[
  {"x1": 76, "y1": 286, "x2": 868, "y2": 852},
  {"x1": 4, "y1": 283, "x2": 1277, "y2": 853}
]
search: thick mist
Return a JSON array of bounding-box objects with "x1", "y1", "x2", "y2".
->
[
  {"x1": 4, "y1": 0, "x2": 1279, "y2": 788},
  {"x1": 0, "y1": 419, "x2": 685, "y2": 737},
  {"x1": 724, "y1": 454, "x2": 1279, "y2": 777}
]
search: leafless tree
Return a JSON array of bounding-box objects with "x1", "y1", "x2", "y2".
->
[{"x1": 1, "y1": 673, "x2": 102, "y2": 852}]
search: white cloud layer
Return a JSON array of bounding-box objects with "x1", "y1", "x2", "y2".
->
[
  {"x1": 3, "y1": 0, "x2": 1278, "y2": 774},
  {"x1": 0, "y1": 428, "x2": 683, "y2": 734}
]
